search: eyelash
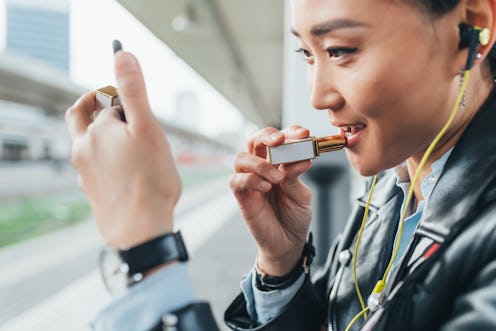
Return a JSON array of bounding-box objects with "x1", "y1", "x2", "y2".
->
[
  {"x1": 295, "y1": 47, "x2": 358, "y2": 61},
  {"x1": 327, "y1": 47, "x2": 357, "y2": 58},
  {"x1": 295, "y1": 48, "x2": 312, "y2": 60}
]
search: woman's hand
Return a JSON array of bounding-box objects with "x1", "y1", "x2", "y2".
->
[
  {"x1": 230, "y1": 126, "x2": 313, "y2": 276},
  {"x1": 65, "y1": 50, "x2": 181, "y2": 248}
]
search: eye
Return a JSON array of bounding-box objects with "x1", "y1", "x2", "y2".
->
[
  {"x1": 295, "y1": 48, "x2": 313, "y2": 61},
  {"x1": 326, "y1": 47, "x2": 358, "y2": 60}
]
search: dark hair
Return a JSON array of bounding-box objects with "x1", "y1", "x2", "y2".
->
[
  {"x1": 416, "y1": 0, "x2": 458, "y2": 14},
  {"x1": 416, "y1": 0, "x2": 496, "y2": 79}
]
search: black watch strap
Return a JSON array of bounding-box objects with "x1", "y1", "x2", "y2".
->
[
  {"x1": 255, "y1": 232, "x2": 315, "y2": 291},
  {"x1": 119, "y1": 231, "x2": 189, "y2": 277}
]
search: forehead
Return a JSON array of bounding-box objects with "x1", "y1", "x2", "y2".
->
[{"x1": 290, "y1": 0, "x2": 423, "y2": 36}]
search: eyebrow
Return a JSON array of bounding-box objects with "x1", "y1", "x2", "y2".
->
[{"x1": 291, "y1": 19, "x2": 369, "y2": 37}]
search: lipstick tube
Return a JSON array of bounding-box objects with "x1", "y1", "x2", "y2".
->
[
  {"x1": 267, "y1": 135, "x2": 346, "y2": 165},
  {"x1": 93, "y1": 85, "x2": 126, "y2": 122},
  {"x1": 96, "y1": 85, "x2": 121, "y2": 109}
]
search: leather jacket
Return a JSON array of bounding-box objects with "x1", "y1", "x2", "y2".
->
[{"x1": 157, "y1": 91, "x2": 496, "y2": 331}]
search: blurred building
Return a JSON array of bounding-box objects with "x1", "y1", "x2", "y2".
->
[
  {"x1": 0, "y1": 0, "x2": 70, "y2": 162},
  {"x1": 6, "y1": 0, "x2": 70, "y2": 72},
  {"x1": 0, "y1": 100, "x2": 64, "y2": 161}
]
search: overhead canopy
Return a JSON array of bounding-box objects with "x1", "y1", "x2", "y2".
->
[
  {"x1": 0, "y1": 52, "x2": 234, "y2": 150},
  {"x1": 116, "y1": 0, "x2": 285, "y2": 128},
  {"x1": 0, "y1": 52, "x2": 86, "y2": 115}
]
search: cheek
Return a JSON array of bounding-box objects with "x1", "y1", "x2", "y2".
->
[
  {"x1": 346, "y1": 62, "x2": 428, "y2": 116},
  {"x1": 341, "y1": 72, "x2": 445, "y2": 174},
  {"x1": 345, "y1": 28, "x2": 445, "y2": 114},
  {"x1": 345, "y1": 109, "x2": 439, "y2": 175},
  {"x1": 345, "y1": 43, "x2": 448, "y2": 132}
]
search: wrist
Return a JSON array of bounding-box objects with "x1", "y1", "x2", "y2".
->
[
  {"x1": 106, "y1": 208, "x2": 174, "y2": 249},
  {"x1": 257, "y1": 244, "x2": 305, "y2": 277},
  {"x1": 255, "y1": 233, "x2": 315, "y2": 291},
  {"x1": 100, "y1": 231, "x2": 189, "y2": 295}
]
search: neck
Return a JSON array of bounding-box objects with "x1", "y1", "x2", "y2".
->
[{"x1": 406, "y1": 68, "x2": 493, "y2": 202}]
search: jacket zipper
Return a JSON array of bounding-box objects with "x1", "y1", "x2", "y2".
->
[{"x1": 328, "y1": 249, "x2": 352, "y2": 331}]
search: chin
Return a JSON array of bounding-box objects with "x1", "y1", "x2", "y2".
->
[
  {"x1": 345, "y1": 150, "x2": 383, "y2": 177},
  {"x1": 354, "y1": 164, "x2": 380, "y2": 177}
]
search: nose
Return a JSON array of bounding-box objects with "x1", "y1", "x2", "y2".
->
[{"x1": 308, "y1": 62, "x2": 344, "y2": 111}]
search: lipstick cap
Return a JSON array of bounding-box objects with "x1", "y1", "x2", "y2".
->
[
  {"x1": 93, "y1": 85, "x2": 126, "y2": 122},
  {"x1": 96, "y1": 85, "x2": 121, "y2": 110},
  {"x1": 267, "y1": 135, "x2": 346, "y2": 165},
  {"x1": 267, "y1": 138, "x2": 316, "y2": 165}
]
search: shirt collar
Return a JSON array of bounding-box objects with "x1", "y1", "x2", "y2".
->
[{"x1": 394, "y1": 147, "x2": 454, "y2": 201}]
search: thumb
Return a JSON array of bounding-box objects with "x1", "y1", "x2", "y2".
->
[
  {"x1": 114, "y1": 50, "x2": 154, "y2": 130},
  {"x1": 279, "y1": 160, "x2": 312, "y2": 194}
]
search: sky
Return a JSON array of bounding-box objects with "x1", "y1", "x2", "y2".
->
[{"x1": 0, "y1": 0, "x2": 247, "y2": 137}]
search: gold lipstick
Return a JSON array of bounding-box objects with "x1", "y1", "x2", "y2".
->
[
  {"x1": 93, "y1": 85, "x2": 126, "y2": 122},
  {"x1": 267, "y1": 134, "x2": 346, "y2": 165}
]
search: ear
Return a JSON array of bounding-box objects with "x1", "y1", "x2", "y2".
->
[{"x1": 464, "y1": 0, "x2": 496, "y2": 57}]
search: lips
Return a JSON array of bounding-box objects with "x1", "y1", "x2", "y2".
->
[
  {"x1": 341, "y1": 124, "x2": 365, "y2": 137},
  {"x1": 331, "y1": 121, "x2": 366, "y2": 148}
]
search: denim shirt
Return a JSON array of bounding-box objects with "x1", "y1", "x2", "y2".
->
[
  {"x1": 391, "y1": 148, "x2": 452, "y2": 270},
  {"x1": 92, "y1": 263, "x2": 195, "y2": 331}
]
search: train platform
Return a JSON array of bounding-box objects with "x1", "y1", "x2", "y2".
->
[{"x1": 0, "y1": 177, "x2": 256, "y2": 331}]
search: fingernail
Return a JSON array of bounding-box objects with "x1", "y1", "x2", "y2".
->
[
  {"x1": 296, "y1": 127, "x2": 307, "y2": 133},
  {"x1": 271, "y1": 132, "x2": 283, "y2": 141},
  {"x1": 113, "y1": 40, "x2": 123, "y2": 54}
]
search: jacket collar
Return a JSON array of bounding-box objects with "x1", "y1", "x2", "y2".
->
[{"x1": 417, "y1": 89, "x2": 496, "y2": 243}]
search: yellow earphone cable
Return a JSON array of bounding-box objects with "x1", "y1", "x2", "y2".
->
[
  {"x1": 345, "y1": 69, "x2": 471, "y2": 331},
  {"x1": 379, "y1": 68, "x2": 471, "y2": 284},
  {"x1": 344, "y1": 307, "x2": 370, "y2": 331},
  {"x1": 352, "y1": 175, "x2": 378, "y2": 320}
]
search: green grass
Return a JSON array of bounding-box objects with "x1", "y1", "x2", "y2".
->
[
  {"x1": 0, "y1": 196, "x2": 91, "y2": 248},
  {"x1": 0, "y1": 167, "x2": 231, "y2": 248}
]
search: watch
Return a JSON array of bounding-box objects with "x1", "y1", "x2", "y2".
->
[
  {"x1": 255, "y1": 232, "x2": 315, "y2": 291},
  {"x1": 99, "y1": 231, "x2": 189, "y2": 295}
]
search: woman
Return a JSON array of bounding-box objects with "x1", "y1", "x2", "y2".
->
[{"x1": 66, "y1": 0, "x2": 496, "y2": 330}]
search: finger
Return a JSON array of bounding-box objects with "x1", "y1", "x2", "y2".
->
[
  {"x1": 91, "y1": 105, "x2": 124, "y2": 122},
  {"x1": 247, "y1": 127, "x2": 285, "y2": 157},
  {"x1": 94, "y1": 106, "x2": 125, "y2": 124},
  {"x1": 277, "y1": 161, "x2": 312, "y2": 201},
  {"x1": 233, "y1": 152, "x2": 284, "y2": 184},
  {"x1": 281, "y1": 125, "x2": 310, "y2": 139},
  {"x1": 114, "y1": 51, "x2": 154, "y2": 130},
  {"x1": 278, "y1": 160, "x2": 312, "y2": 185},
  {"x1": 65, "y1": 92, "x2": 96, "y2": 139},
  {"x1": 229, "y1": 173, "x2": 272, "y2": 194}
]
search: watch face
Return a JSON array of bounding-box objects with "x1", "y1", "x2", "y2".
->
[{"x1": 99, "y1": 246, "x2": 128, "y2": 296}]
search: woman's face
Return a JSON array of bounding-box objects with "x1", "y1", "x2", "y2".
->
[{"x1": 292, "y1": 0, "x2": 463, "y2": 175}]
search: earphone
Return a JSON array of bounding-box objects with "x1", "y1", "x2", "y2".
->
[
  {"x1": 459, "y1": 23, "x2": 491, "y2": 70},
  {"x1": 344, "y1": 23, "x2": 491, "y2": 331}
]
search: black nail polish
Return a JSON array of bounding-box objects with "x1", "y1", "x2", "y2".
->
[{"x1": 112, "y1": 40, "x2": 122, "y2": 54}]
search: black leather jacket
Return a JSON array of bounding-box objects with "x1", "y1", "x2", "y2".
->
[{"x1": 156, "y1": 92, "x2": 496, "y2": 331}]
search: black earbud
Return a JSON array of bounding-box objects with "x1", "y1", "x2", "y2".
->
[{"x1": 459, "y1": 23, "x2": 491, "y2": 70}]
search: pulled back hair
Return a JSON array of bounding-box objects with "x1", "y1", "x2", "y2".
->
[{"x1": 416, "y1": 0, "x2": 496, "y2": 79}]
